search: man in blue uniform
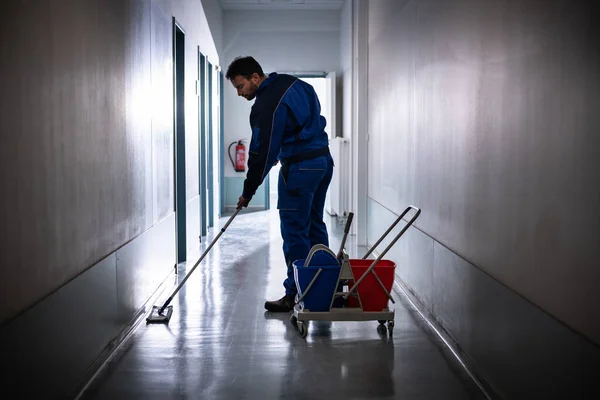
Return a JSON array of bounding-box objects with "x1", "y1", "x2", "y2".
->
[{"x1": 226, "y1": 56, "x2": 334, "y2": 312}]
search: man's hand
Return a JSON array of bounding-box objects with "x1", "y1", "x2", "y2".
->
[{"x1": 237, "y1": 196, "x2": 250, "y2": 209}]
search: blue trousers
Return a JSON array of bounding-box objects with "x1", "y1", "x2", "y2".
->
[{"x1": 277, "y1": 154, "x2": 334, "y2": 295}]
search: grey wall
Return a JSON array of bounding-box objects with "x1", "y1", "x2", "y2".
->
[
  {"x1": 0, "y1": 0, "x2": 220, "y2": 396},
  {"x1": 0, "y1": 0, "x2": 223, "y2": 325},
  {"x1": 0, "y1": 0, "x2": 168, "y2": 324},
  {"x1": 366, "y1": 0, "x2": 600, "y2": 396},
  {"x1": 367, "y1": 0, "x2": 600, "y2": 345}
]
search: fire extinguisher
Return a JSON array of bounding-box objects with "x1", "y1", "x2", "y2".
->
[{"x1": 228, "y1": 140, "x2": 246, "y2": 172}]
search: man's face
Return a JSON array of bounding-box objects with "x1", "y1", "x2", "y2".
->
[{"x1": 231, "y1": 73, "x2": 261, "y2": 101}]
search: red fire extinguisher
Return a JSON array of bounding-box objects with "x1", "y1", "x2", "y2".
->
[{"x1": 228, "y1": 140, "x2": 246, "y2": 172}]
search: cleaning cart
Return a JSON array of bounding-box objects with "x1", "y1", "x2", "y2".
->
[{"x1": 289, "y1": 206, "x2": 421, "y2": 339}]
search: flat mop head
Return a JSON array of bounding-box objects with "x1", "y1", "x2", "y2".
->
[{"x1": 146, "y1": 305, "x2": 173, "y2": 324}]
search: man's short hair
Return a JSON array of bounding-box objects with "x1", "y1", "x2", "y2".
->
[{"x1": 226, "y1": 56, "x2": 265, "y2": 80}]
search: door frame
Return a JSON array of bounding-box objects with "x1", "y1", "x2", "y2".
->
[
  {"x1": 219, "y1": 72, "x2": 226, "y2": 216},
  {"x1": 207, "y1": 61, "x2": 214, "y2": 228},
  {"x1": 198, "y1": 50, "x2": 208, "y2": 237},
  {"x1": 173, "y1": 18, "x2": 187, "y2": 263}
]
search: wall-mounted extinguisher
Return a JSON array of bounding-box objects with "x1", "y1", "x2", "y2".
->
[{"x1": 228, "y1": 140, "x2": 246, "y2": 172}]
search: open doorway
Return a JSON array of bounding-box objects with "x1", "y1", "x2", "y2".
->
[{"x1": 268, "y1": 162, "x2": 281, "y2": 207}]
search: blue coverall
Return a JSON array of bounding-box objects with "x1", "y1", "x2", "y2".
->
[{"x1": 241, "y1": 73, "x2": 334, "y2": 296}]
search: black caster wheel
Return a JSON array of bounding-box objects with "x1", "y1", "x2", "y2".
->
[
  {"x1": 376, "y1": 324, "x2": 387, "y2": 336},
  {"x1": 387, "y1": 320, "x2": 394, "y2": 337},
  {"x1": 297, "y1": 321, "x2": 308, "y2": 339},
  {"x1": 290, "y1": 314, "x2": 298, "y2": 328}
]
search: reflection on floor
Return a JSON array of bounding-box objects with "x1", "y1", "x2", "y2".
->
[{"x1": 78, "y1": 209, "x2": 486, "y2": 400}]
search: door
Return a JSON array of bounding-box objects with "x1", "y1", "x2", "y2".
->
[
  {"x1": 198, "y1": 51, "x2": 208, "y2": 237},
  {"x1": 219, "y1": 72, "x2": 226, "y2": 216},
  {"x1": 173, "y1": 19, "x2": 186, "y2": 262},
  {"x1": 207, "y1": 62, "x2": 214, "y2": 228}
]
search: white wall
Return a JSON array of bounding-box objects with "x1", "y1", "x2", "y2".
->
[
  {"x1": 173, "y1": 0, "x2": 220, "y2": 65},
  {"x1": 338, "y1": 0, "x2": 353, "y2": 217},
  {"x1": 201, "y1": 0, "x2": 224, "y2": 59},
  {"x1": 222, "y1": 9, "x2": 341, "y2": 178},
  {"x1": 340, "y1": 0, "x2": 352, "y2": 140},
  {"x1": 171, "y1": 0, "x2": 220, "y2": 203},
  {"x1": 350, "y1": 0, "x2": 368, "y2": 242}
]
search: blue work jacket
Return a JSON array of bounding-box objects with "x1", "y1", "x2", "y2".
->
[{"x1": 242, "y1": 73, "x2": 329, "y2": 199}]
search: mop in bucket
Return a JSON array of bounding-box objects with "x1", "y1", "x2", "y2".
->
[{"x1": 289, "y1": 206, "x2": 421, "y2": 339}]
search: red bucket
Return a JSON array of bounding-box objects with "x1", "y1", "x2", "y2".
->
[{"x1": 348, "y1": 259, "x2": 395, "y2": 311}]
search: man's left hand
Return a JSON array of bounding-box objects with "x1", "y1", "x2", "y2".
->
[{"x1": 237, "y1": 196, "x2": 250, "y2": 209}]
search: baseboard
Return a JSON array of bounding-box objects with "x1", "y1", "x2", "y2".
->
[
  {"x1": 0, "y1": 214, "x2": 177, "y2": 399},
  {"x1": 72, "y1": 266, "x2": 176, "y2": 399},
  {"x1": 367, "y1": 242, "x2": 497, "y2": 399},
  {"x1": 392, "y1": 279, "x2": 498, "y2": 399},
  {"x1": 367, "y1": 198, "x2": 600, "y2": 399}
]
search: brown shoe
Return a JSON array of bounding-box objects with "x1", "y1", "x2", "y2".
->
[{"x1": 264, "y1": 294, "x2": 295, "y2": 312}]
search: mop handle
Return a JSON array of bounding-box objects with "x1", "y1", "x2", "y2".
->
[
  {"x1": 344, "y1": 206, "x2": 421, "y2": 300},
  {"x1": 158, "y1": 208, "x2": 241, "y2": 314},
  {"x1": 336, "y1": 212, "x2": 354, "y2": 259}
]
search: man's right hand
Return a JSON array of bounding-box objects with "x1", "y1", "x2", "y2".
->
[{"x1": 237, "y1": 196, "x2": 250, "y2": 209}]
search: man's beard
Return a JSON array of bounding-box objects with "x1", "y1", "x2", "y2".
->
[{"x1": 245, "y1": 83, "x2": 258, "y2": 100}]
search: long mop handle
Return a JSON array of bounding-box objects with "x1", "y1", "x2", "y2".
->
[
  {"x1": 344, "y1": 206, "x2": 421, "y2": 301},
  {"x1": 336, "y1": 212, "x2": 354, "y2": 259},
  {"x1": 158, "y1": 208, "x2": 241, "y2": 314}
]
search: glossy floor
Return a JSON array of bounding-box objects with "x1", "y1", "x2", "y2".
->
[{"x1": 78, "y1": 209, "x2": 487, "y2": 400}]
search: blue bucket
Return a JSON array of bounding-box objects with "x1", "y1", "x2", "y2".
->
[{"x1": 293, "y1": 259, "x2": 341, "y2": 312}]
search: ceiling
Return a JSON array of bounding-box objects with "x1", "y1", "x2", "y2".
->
[{"x1": 219, "y1": 0, "x2": 345, "y2": 11}]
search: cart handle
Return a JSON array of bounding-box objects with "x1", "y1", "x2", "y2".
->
[
  {"x1": 362, "y1": 205, "x2": 421, "y2": 260},
  {"x1": 305, "y1": 244, "x2": 340, "y2": 267},
  {"x1": 345, "y1": 206, "x2": 421, "y2": 302},
  {"x1": 294, "y1": 269, "x2": 322, "y2": 305},
  {"x1": 294, "y1": 244, "x2": 340, "y2": 306}
]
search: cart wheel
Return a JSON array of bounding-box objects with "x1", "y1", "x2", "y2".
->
[
  {"x1": 377, "y1": 324, "x2": 387, "y2": 336},
  {"x1": 290, "y1": 314, "x2": 298, "y2": 328},
  {"x1": 297, "y1": 321, "x2": 308, "y2": 338},
  {"x1": 378, "y1": 320, "x2": 386, "y2": 325},
  {"x1": 387, "y1": 320, "x2": 394, "y2": 337}
]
